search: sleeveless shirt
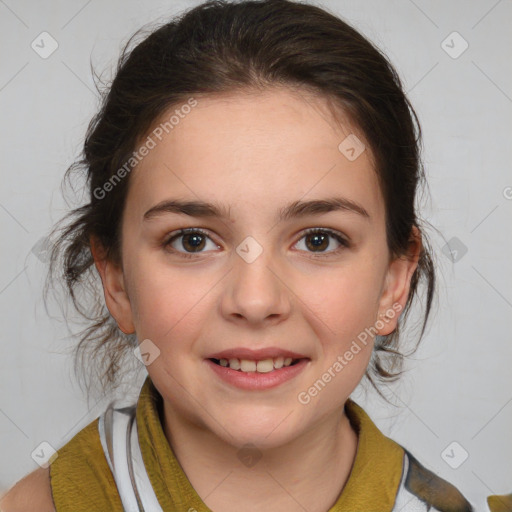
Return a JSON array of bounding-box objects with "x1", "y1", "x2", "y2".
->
[{"x1": 49, "y1": 375, "x2": 475, "y2": 511}]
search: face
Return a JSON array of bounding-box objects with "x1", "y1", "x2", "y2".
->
[{"x1": 95, "y1": 87, "x2": 417, "y2": 449}]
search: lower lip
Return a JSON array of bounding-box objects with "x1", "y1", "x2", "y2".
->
[{"x1": 205, "y1": 358, "x2": 309, "y2": 390}]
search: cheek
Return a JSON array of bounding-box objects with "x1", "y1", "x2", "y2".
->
[
  {"x1": 125, "y1": 257, "x2": 215, "y2": 345},
  {"x1": 305, "y1": 262, "x2": 382, "y2": 330},
  {"x1": 299, "y1": 259, "x2": 383, "y2": 371}
]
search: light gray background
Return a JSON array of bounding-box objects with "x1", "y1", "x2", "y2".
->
[{"x1": 1, "y1": 0, "x2": 511, "y2": 509}]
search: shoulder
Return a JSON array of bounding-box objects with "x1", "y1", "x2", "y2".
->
[
  {"x1": 397, "y1": 449, "x2": 474, "y2": 511},
  {"x1": 0, "y1": 467, "x2": 55, "y2": 512},
  {"x1": 49, "y1": 416, "x2": 123, "y2": 511},
  {"x1": 2, "y1": 416, "x2": 123, "y2": 512}
]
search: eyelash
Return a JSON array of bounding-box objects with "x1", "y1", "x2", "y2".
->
[{"x1": 162, "y1": 227, "x2": 350, "y2": 259}]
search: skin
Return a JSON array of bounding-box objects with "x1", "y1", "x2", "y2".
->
[
  {"x1": 0, "y1": 87, "x2": 420, "y2": 512},
  {"x1": 0, "y1": 467, "x2": 54, "y2": 511}
]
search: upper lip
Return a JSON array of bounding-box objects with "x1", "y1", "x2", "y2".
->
[{"x1": 207, "y1": 347, "x2": 309, "y2": 361}]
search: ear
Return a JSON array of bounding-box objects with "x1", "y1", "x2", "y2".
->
[
  {"x1": 376, "y1": 226, "x2": 422, "y2": 336},
  {"x1": 90, "y1": 234, "x2": 135, "y2": 334}
]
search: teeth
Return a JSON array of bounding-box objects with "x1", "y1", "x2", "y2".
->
[
  {"x1": 228, "y1": 358, "x2": 240, "y2": 370},
  {"x1": 215, "y1": 356, "x2": 299, "y2": 372},
  {"x1": 256, "y1": 359, "x2": 274, "y2": 373},
  {"x1": 241, "y1": 359, "x2": 257, "y2": 372}
]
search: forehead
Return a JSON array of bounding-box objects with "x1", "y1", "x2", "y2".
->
[{"x1": 125, "y1": 87, "x2": 383, "y2": 222}]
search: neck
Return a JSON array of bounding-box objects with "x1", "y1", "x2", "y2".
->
[{"x1": 161, "y1": 401, "x2": 358, "y2": 512}]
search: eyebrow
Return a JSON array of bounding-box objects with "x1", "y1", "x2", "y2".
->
[{"x1": 143, "y1": 196, "x2": 370, "y2": 222}]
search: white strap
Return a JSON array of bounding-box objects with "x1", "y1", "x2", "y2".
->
[
  {"x1": 391, "y1": 452, "x2": 431, "y2": 511},
  {"x1": 98, "y1": 405, "x2": 115, "y2": 476},
  {"x1": 130, "y1": 416, "x2": 165, "y2": 511},
  {"x1": 98, "y1": 403, "x2": 164, "y2": 511}
]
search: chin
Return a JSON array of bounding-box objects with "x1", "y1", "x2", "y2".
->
[{"x1": 211, "y1": 407, "x2": 303, "y2": 450}]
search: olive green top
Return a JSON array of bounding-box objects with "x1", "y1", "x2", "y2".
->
[{"x1": 50, "y1": 375, "x2": 406, "y2": 511}]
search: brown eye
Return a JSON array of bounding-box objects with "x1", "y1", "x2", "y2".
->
[
  {"x1": 305, "y1": 232, "x2": 329, "y2": 251},
  {"x1": 164, "y1": 228, "x2": 219, "y2": 257},
  {"x1": 295, "y1": 228, "x2": 349, "y2": 256},
  {"x1": 180, "y1": 232, "x2": 206, "y2": 252}
]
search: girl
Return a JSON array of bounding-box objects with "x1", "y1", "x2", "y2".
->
[{"x1": 2, "y1": 0, "x2": 503, "y2": 510}]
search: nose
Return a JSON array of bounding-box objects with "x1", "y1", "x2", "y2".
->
[{"x1": 220, "y1": 241, "x2": 292, "y2": 326}]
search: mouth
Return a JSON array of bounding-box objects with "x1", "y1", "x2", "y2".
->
[
  {"x1": 205, "y1": 356, "x2": 310, "y2": 390},
  {"x1": 208, "y1": 356, "x2": 306, "y2": 373},
  {"x1": 206, "y1": 347, "x2": 309, "y2": 369}
]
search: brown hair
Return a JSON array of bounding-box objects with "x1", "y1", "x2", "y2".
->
[{"x1": 45, "y1": 0, "x2": 436, "y2": 401}]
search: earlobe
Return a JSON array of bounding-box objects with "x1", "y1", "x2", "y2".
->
[
  {"x1": 90, "y1": 235, "x2": 135, "y2": 334},
  {"x1": 377, "y1": 226, "x2": 422, "y2": 336}
]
